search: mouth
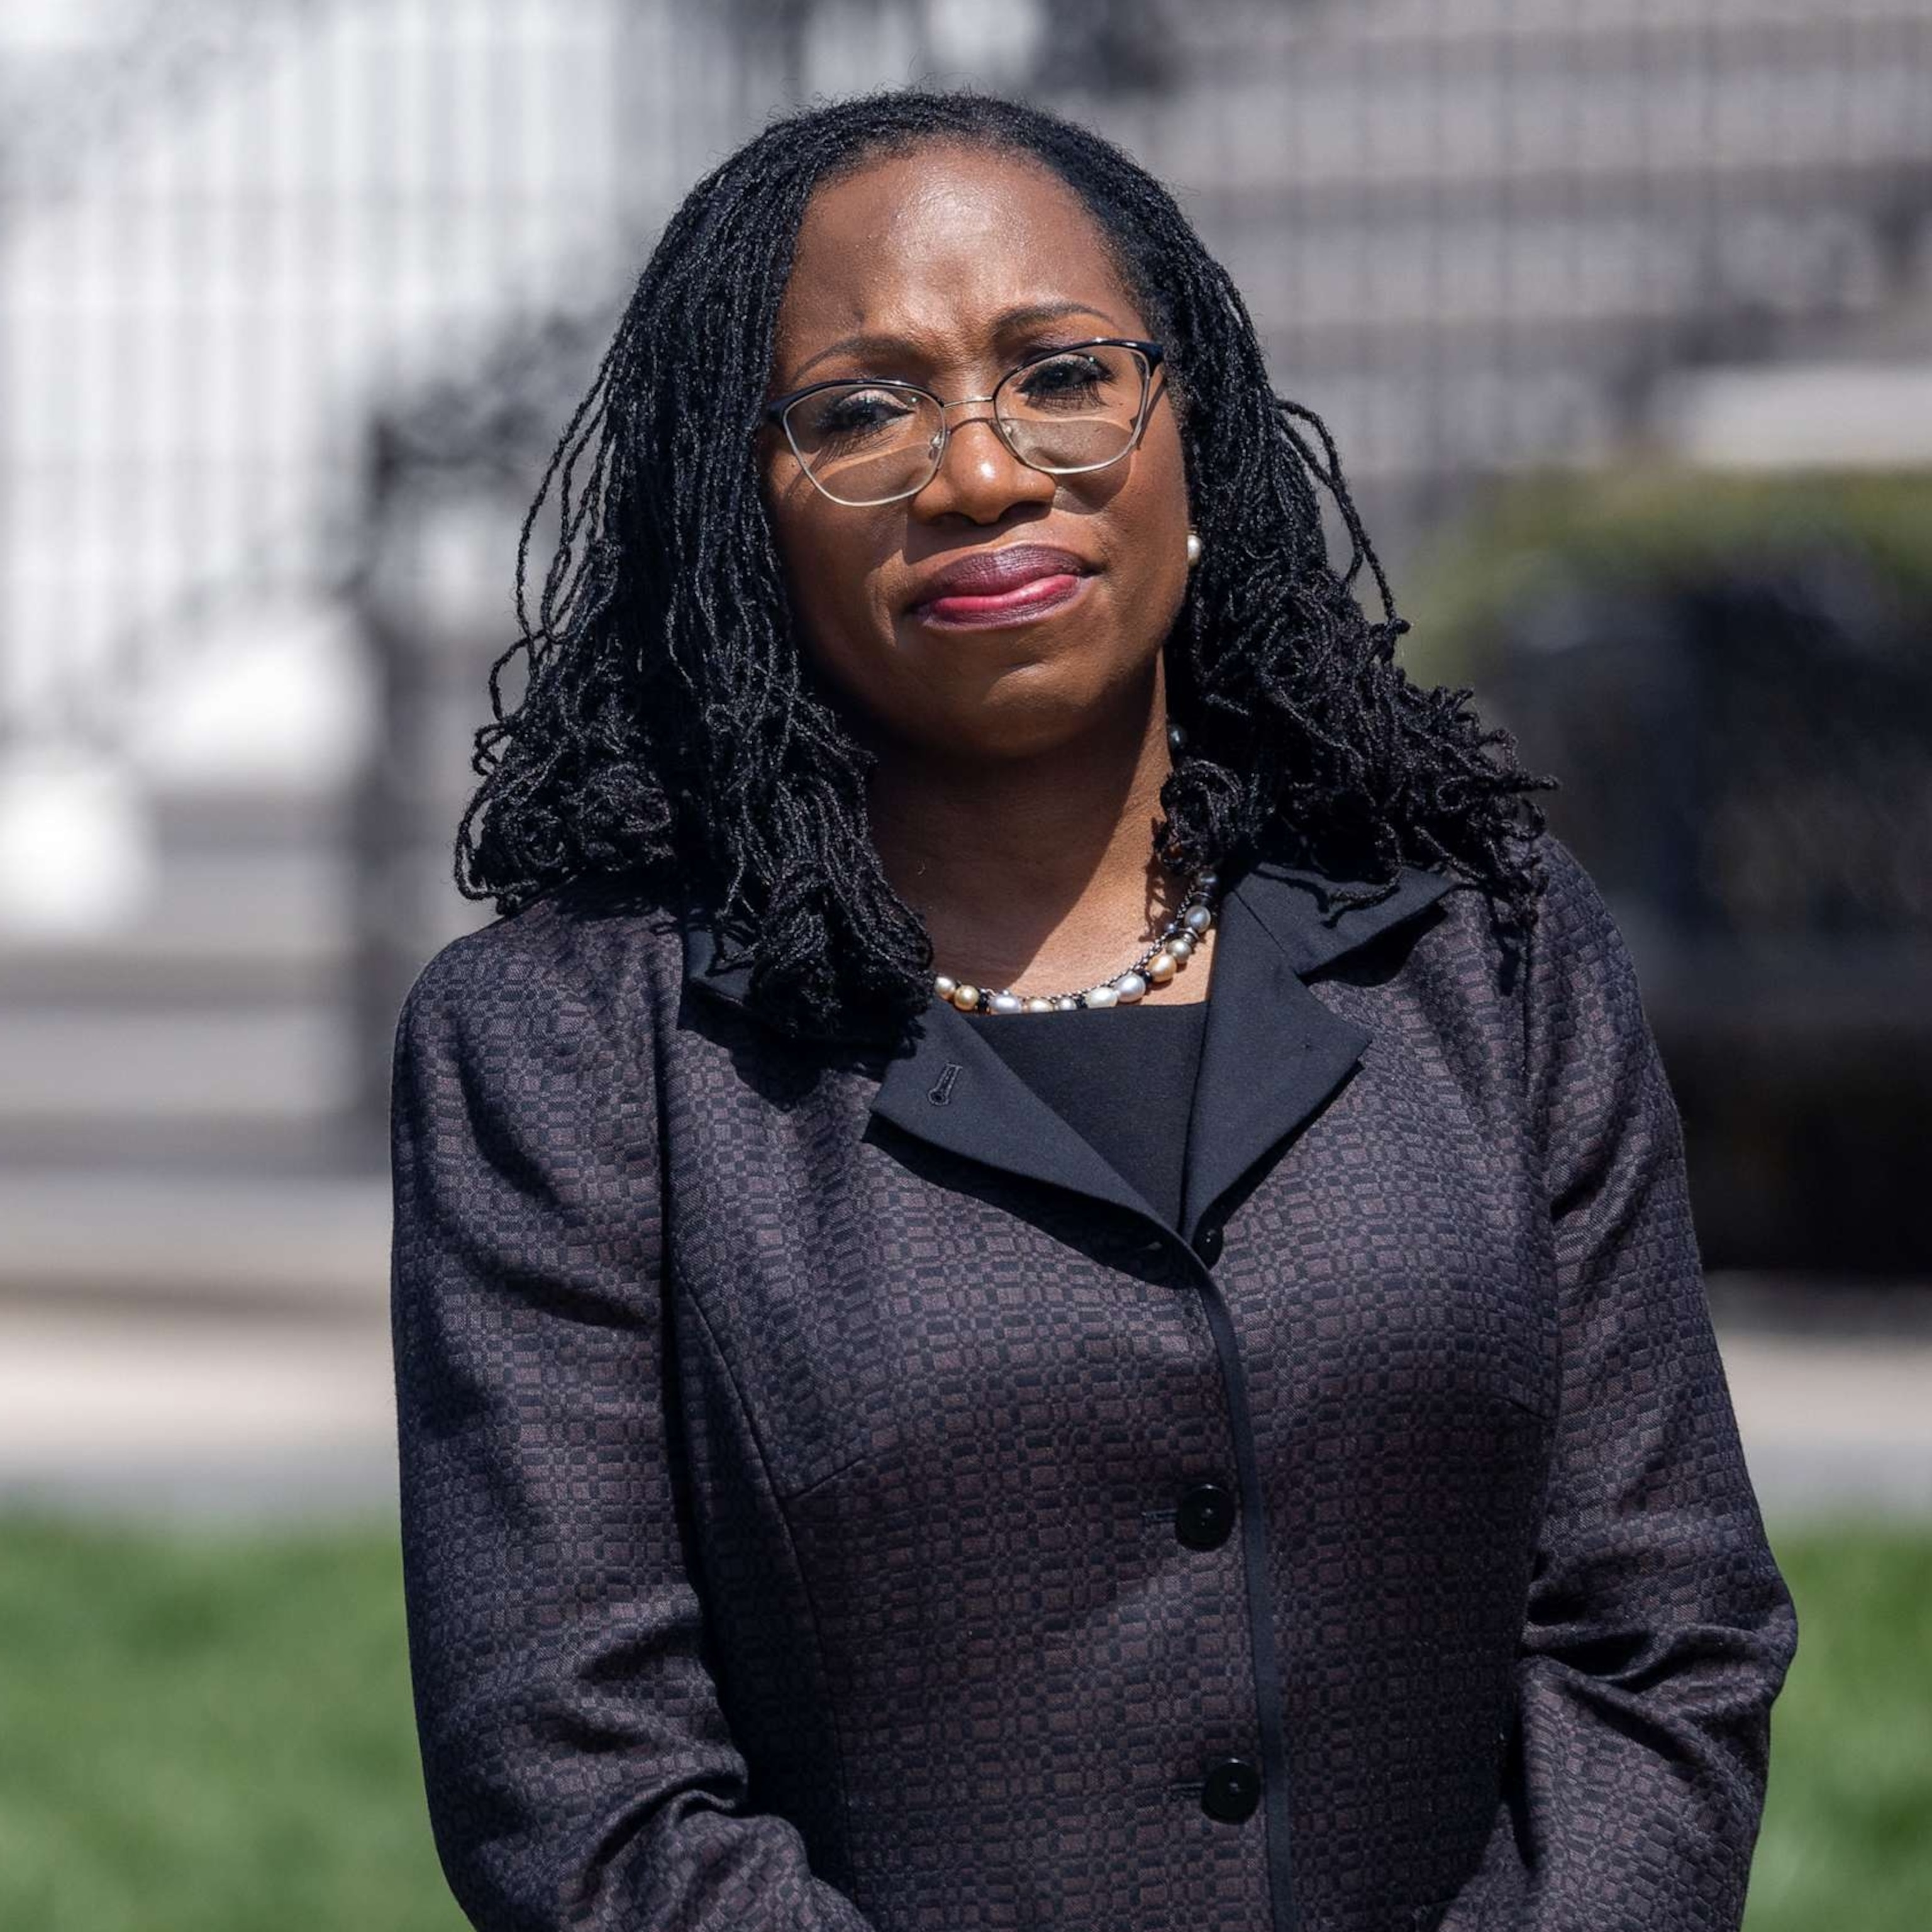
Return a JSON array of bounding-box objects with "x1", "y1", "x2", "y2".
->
[
  {"x1": 911, "y1": 569, "x2": 1094, "y2": 630},
  {"x1": 906, "y1": 543, "x2": 1100, "y2": 630}
]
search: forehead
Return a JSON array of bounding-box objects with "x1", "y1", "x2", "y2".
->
[{"x1": 774, "y1": 144, "x2": 1139, "y2": 369}]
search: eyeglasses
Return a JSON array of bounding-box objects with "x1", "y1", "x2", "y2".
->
[{"x1": 762, "y1": 337, "x2": 1165, "y2": 507}]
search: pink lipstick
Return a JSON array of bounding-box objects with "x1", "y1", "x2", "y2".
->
[{"x1": 908, "y1": 543, "x2": 1096, "y2": 630}]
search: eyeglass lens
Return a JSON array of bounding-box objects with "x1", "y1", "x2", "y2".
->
[{"x1": 784, "y1": 345, "x2": 1150, "y2": 506}]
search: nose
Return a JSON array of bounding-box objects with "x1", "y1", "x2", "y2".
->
[{"x1": 909, "y1": 399, "x2": 1057, "y2": 525}]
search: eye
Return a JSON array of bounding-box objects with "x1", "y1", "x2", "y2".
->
[
  {"x1": 799, "y1": 386, "x2": 918, "y2": 446},
  {"x1": 1014, "y1": 351, "x2": 1113, "y2": 410}
]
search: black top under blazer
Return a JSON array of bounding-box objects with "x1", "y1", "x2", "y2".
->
[
  {"x1": 975, "y1": 1001, "x2": 1210, "y2": 1233},
  {"x1": 387, "y1": 830, "x2": 1799, "y2": 1932}
]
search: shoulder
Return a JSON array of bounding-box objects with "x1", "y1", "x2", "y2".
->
[
  {"x1": 1502, "y1": 831, "x2": 1677, "y2": 1179},
  {"x1": 1522, "y1": 829, "x2": 1630, "y2": 971},
  {"x1": 1365, "y1": 828, "x2": 1650, "y2": 1084},
  {"x1": 1407, "y1": 825, "x2": 1636, "y2": 1009},
  {"x1": 1513, "y1": 828, "x2": 1653, "y2": 1035},
  {"x1": 394, "y1": 869, "x2": 687, "y2": 1080}
]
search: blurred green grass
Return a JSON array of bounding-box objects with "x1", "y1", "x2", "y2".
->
[
  {"x1": 0, "y1": 1507, "x2": 1924, "y2": 1930},
  {"x1": 0, "y1": 1506, "x2": 466, "y2": 1932}
]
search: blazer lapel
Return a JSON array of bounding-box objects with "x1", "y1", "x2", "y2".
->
[
  {"x1": 680, "y1": 854, "x2": 1458, "y2": 1254},
  {"x1": 869, "y1": 993, "x2": 1169, "y2": 1230},
  {"x1": 681, "y1": 906, "x2": 1169, "y2": 1227},
  {"x1": 1179, "y1": 856, "x2": 1457, "y2": 1248}
]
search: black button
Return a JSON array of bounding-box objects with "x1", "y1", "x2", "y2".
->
[
  {"x1": 1201, "y1": 1755, "x2": 1261, "y2": 1822},
  {"x1": 1175, "y1": 1480, "x2": 1236, "y2": 1550},
  {"x1": 1195, "y1": 1223, "x2": 1224, "y2": 1263}
]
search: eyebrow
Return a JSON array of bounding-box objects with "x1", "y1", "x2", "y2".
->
[{"x1": 790, "y1": 301, "x2": 1124, "y2": 382}]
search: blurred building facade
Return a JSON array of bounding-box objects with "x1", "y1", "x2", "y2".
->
[{"x1": 1, "y1": 0, "x2": 1928, "y2": 1273}]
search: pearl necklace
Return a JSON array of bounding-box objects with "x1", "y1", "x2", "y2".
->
[{"x1": 931, "y1": 867, "x2": 1221, "y2": 1016}]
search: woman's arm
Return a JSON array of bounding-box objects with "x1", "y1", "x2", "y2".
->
[
  {"x1": 1439, "y1": 835, "x2": 1800, "y2": 1931},
  {"x1": 388, "y1": 928, "x2": 884, "y2": 1931}
]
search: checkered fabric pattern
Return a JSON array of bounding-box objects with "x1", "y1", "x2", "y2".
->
[{"x1": 388, "y1": 830, "x2": 1797, "y2": 1931}]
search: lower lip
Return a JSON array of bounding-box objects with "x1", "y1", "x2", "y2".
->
[{"x1": 913, "y1": 572, "x2": 1091, "y2": 628}]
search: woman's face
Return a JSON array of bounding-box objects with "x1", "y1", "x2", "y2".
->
[{"x1": 758, "y1": 143, "x2": 1192, "y2": 765}]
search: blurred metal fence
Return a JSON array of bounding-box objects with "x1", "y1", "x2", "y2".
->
[
  {"x1": 8, "y1": 0, "x2": 1929, "y2": 769},
  {"x1": 1481, "y1": 526, "x2": 1932, "y2": 1274},
  {"x1": 1, "y1": 0, "x2": 1928, "y2": 1232},
  {"x1": 0, "y1": 0, "x2": 716, "y2": 765},
  {"x1": 0, "y1": 0, "x2": 743, "y2": 1175}
]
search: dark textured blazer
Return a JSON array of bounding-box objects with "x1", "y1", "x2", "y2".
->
[{"x1": 387, "y1": 830, "x2": 1799, "y2": 1932}]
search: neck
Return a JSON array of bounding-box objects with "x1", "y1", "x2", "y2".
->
[{"x1": 865, "y1": 702, "x2": 1194, "y2": 996}]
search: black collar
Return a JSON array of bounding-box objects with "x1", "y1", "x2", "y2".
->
[{"x1": 680, "y1": 852, "x2": 1459, "y2": 1255}]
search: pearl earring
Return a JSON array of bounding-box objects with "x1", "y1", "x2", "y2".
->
[{"x1": 1185, "y1": 530, "x2": 1203, "y2": 568}]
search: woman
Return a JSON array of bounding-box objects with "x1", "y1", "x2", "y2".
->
[{"x1": 389, "y1": 87, "x2": 1797, "y2": 1932}]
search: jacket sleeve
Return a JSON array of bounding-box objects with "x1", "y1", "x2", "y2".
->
[
  {"x1": 1438, "y1": 835, "x2": 1799, "y2": 1931},
  {"x1": 388, "y1": 930, "x2": 884, "y2": 1931}
]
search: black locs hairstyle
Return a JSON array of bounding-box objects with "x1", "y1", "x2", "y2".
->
[{"x1": 454, "y1": 85, "x2": 1558, "y2": 1042}]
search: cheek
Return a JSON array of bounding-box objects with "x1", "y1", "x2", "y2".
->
[
  {"x1": 763, "y1": 492, "x2": 896, "y2": 682},
  {"x1": 1136, "y1": 413, "x2": 1191, "y2": 525},
  {"x1": 765, "y1": 477, "x2": 848, "y2": 613},
  {"x1": 1104, "y1": 427, "x2": 1191, "y2": 609}
]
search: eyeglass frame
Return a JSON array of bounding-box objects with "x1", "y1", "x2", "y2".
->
[{"x1": 760, "y1": 336, "x2": 1167, "y2": 507}]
